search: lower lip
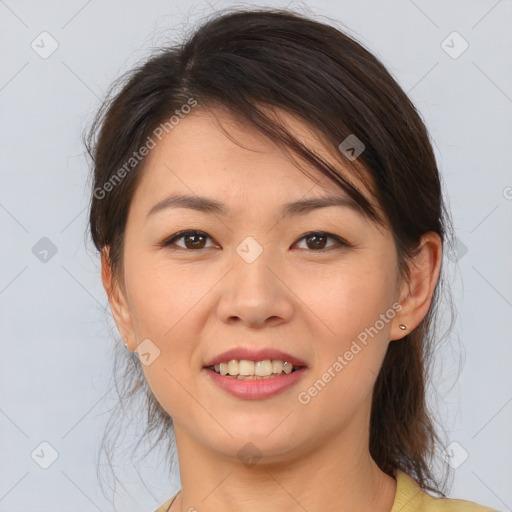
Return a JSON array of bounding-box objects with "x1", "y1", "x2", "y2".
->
[{"x1": 203, "y1": 367, "x2": 307, "y2": 400}]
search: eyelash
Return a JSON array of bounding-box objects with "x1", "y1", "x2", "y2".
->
[{"x1": 160, "y1": 230, "x2": 350, "y2": 252}]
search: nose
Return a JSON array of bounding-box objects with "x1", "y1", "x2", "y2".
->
[{"x1": 216, "y1": 248, "x2": 295, "y2": 329}]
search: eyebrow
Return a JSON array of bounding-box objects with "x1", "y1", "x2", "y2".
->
[{"x1": 146, "y1": 193, "x2": 363, "y2": 219}]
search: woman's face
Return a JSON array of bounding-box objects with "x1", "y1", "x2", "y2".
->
[{"x1": 108, "y1": 106, "x2": 407, "y2": 463}]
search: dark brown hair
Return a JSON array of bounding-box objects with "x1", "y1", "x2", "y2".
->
[{"x1": 85, "y1": 6, "x2": 455, "y2": 500}]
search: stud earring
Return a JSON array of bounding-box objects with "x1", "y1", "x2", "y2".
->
[{"x1": 399, "y1": 324, "x2": 407, "y2": 330}]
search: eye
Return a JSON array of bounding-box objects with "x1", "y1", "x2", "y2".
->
[
  {"x1": 294, "y1": 231, "x2": 348, "y2": 252},
  {"x1": 161, "y1": 230, "x2": 217, "y2": 250},
  {"x1": 160, "y1": 229, "x2": 349, "y2": 252}
]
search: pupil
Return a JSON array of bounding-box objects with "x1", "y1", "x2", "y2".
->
[
  {"x1": 308, "y1": 234, "x2": 326, "y2": 250},
  {"x1": 187, "y1": 234, "x2": 205, "y2": 249}
]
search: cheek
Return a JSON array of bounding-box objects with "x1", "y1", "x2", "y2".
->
[
  {"x1": 292, "y1": 256, "x2": 398, "y2": 346},
  {"x1": 122, "y1": 251, "x2": 213, "y2": 405},
  {"x1": 293, "y1": 257, "x2": 397, "y2": 407},
  {"x1": 124, "y1": 250, "x2": 207, "y2": 339}
]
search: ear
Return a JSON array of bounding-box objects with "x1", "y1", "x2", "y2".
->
[
  {"x1": 389, "y1": 231, "x2": 443, "y2": 341},
  {"x1": 101, "y1": 246, "x2": 135, "y2": 350}
]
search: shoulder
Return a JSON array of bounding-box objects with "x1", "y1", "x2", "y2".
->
[
  {"x1": 153, "y1": 476, "x2": 499, "y2": 512},
  {"x1": 153, "y1": 490, "x2": 180, "y2": 512},
  {"x1": 391, "y1": 469, "x2": 499, "y2": 512}
]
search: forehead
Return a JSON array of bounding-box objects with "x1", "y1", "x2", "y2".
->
[{"x1": 130, "y1": 105, "x2": 379, "y2": 222}]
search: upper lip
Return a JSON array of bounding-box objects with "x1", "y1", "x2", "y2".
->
[{"x1": 203, "y1": 347, "x2": 308, "y2": 368}]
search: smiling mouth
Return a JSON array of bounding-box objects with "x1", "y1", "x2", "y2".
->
[{"x1": 206, "y1": 359, "x2": 303, "y2": 379}]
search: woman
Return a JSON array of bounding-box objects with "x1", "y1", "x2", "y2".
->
[{"x1": 85, "y1": 7, "x2": 498, "y2": 512}]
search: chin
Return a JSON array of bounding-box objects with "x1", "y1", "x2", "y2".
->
[{"x1": 204, "y1": 422, "x2": 304, "y2": 462}]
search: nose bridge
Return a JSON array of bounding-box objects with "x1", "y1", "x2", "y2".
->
[
  {"x1": 216, "y1": 235, "x2": 294, "y2": 326},
  {"x1": 232, "y1": 234, "x2": 277, "y2": 299}
]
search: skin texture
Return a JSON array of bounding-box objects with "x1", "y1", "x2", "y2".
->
[{"x1": 102, "y1": 106, "x2": 442, "y2": 512}]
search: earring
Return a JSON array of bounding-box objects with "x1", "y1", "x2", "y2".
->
[
  {"x1": 123, "y1": 339, "x2": 129, "y2": 349},
  {"x1": 399, "y1": 324, "x2": 407, "y2": 330}
]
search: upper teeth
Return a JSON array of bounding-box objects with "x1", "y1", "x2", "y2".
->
[{"x1": 212, "y1": 359, "x2": 294, "y2": 376}]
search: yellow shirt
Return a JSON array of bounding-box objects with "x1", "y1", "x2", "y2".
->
[{"x1": 153, "y1": 468, "x2": 499, "y2": 511}]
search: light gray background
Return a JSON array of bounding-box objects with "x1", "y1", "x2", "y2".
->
[{"x1": 1, "y1": 0, "x2": 511, "y2": 511}]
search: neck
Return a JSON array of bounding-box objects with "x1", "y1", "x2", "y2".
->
[{"x1": 170, "y1": 419, "x2": 397, "y2": 512}]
